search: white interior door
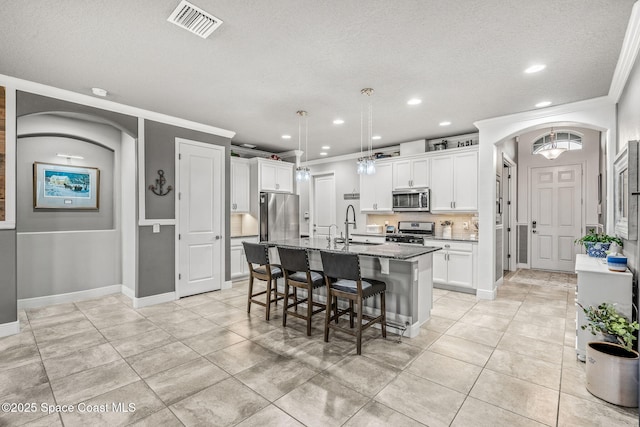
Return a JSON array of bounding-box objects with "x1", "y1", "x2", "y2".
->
[
  {"x1": 177, "y1": 139, "x2": 224, "y2": 297},
  {"x1": 531, "y1": 164, "x2": 582, "y2": 272},
  {"x1": 312, "y1": 173, "x2": 336, "y2": 237}
]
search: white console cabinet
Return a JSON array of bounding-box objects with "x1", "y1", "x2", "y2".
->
[
  {"x1": 230, "y1": 236, "x2": 259, "y2": 279},
  {"x1": 574, "y1": 254, "x2": 633, "y2": 361}
]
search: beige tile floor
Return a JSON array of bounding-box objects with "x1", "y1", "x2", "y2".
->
[{"x1": 1, "y1": 270, "x2": 638, "y2": 426}]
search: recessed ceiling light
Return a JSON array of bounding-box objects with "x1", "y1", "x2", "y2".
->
[
  {"x1": 91, "y1": 87, "x2": 108, "y2": 97},
  {"x1": 439, "y1": 121, "x2": 451, "y2": 126},
  {"x1": 525, "y1": 64, "x2": 546, "y2": 74},
  {"x1": 241, "y1": 143, "x2": 257, "y2": 148},
  {"x1": 281, "y1": 134, "x2": 291, "y2": 139},
  {"x1": 321, "y1": 146, "x2": 331, "y2": 150},
  {"x1": 535, "y1": 101, "x2": 552, "y2": 108},
  {"x1": 56, "y1": 153, "x2": 84, "y2": 160},
  {"x1": 320, "y1": 152, "x2": 328, "y2": 156},
  {"x1": 407, "y1": 98, "x2": 422, "y2": 106},
  {"x1": 333, "y1": 119, "x2": 344, "y2": 125},
  {"x1": 372, "y1": 135, "x2": 381, "y2": 140}
]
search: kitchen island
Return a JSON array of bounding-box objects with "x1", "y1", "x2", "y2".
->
[{"x1": 263, "y1": 238, "x2": 441, "y2": 338}]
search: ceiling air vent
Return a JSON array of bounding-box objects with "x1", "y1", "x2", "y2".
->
[{"x1": 167, "y1": 0, "x2": 223, "y2": 39}]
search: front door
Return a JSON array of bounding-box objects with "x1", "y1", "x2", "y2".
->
[
  {"x1": 177, "y1": 139, "x2": 224, "y2": 297},
  {"x1": 530, "y1": 164, "x2": 582, "y2": 272}
]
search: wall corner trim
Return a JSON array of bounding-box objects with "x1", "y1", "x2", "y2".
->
[
  {"x1": 0, "y1": 321, "x2": 20, "y2": 338},
  {"x1": 131, "y1": 292, "x2": 176, "y2": 309},
  {"x1": 475, "y1": 288, "x2": 497, "y2": 301}
]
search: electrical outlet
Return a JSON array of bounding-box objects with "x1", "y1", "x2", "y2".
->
[
  {"x1": 153, "y1": 223, "x2": 160, "y2": 233},
  {"x1": 462, "y1": 222, "x2": 469, "y2": 230}
]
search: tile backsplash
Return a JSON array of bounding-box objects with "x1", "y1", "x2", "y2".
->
[
  {"x1": 366, "y1": 213, "x2": 479, "y2": 238},
  {"x1": 231, "y1": 213, "x2": 258, "y2": 237}
]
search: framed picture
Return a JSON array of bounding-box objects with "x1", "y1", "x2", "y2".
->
[{"x1": 33, "y1": 162, "x2": 100, "y2": 209}]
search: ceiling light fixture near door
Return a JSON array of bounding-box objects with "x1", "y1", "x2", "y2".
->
[
  {"x1": 525, "y1": 64, "x2": 546, "y2": 74},
  {"x1": 295, "y1": 110, "x2": 311, "y2": 181},
  {"x1": 167, "y1": 0, "x2": 223, "y2": 39},
  {"x1": 536, "y1": 128, "x2": 566, "y2": 160},
  {"x1": 357, "y1": 88, "x2": 376, "y2": 175},
  {"x1": 91, "y1": 87, "x2": 108, "y2": 97}
]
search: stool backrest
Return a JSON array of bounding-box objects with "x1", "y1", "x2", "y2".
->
[
  {"x1": 243, "y1": 242, "x2": 270, "y2": 265},
  {"x1": 277, "y1": 246, "x2": 309, "y2": 274},
  {"x1": 320, "y1": 251, "x2": 361, "y2": 281}
]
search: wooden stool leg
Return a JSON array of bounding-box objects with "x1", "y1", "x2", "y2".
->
[
  {"x1": 282, "y1": 280, "x2": 289, "y2": 327},
  {"x1": 324, "y1": 289, "x2": 332, "y2": 342},
  {"x1": 380, "y1": 292, "x2": 387, "y2": 338},
  {"x1": 356, "y1": 300, "x2": 363, "y2": 355},
  {"x1": 247, "y1": 274, "x2": 254, "y2": 313},
  {"x1": 306, "y1": 286, "x2": 313, "y2": 336},
  {"x1": 265, "y1": 277, "x2": 272, "y2": 321},
  {"x1": 333, "y1": 296, "x2": 339, "y2": 324},
  {"x1": 349, "y1": 300, "x2": 354, "y2": 328}
]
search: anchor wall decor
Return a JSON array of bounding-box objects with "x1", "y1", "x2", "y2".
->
[{"x1": 149, "y1": 169, "x2": 172, "y2": 196}]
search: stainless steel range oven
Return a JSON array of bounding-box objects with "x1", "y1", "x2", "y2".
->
[{"x1": 385, "y1": 221, "x2": 434, "y2": 245}]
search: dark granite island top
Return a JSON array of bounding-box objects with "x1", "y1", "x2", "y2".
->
[{"x1": 263, "y1": 237, "x2": 441, "y2": 260}]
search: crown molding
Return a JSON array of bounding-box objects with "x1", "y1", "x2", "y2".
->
[
  {"x1": 0, "y1": 73, "x2": 236, "y2": 139},
  {"x1": 609, "y1": 1, "x2": 640, "y2": 103}
]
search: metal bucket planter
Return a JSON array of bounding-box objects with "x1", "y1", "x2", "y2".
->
[{"x1": 586, "y1": 342, "x2": 639, "y2": 407}]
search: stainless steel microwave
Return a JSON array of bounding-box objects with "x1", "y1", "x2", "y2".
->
[{"x1": 392, "y1": 188, "x2": 430, "y2": 212}]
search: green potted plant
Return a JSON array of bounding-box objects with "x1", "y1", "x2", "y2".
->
[
  {"x1": 574, "y1": 231, "x2": 623, "y2": 258},
  {"x1": 578, "y1": 302, "x2": 639, "y2": 407}
]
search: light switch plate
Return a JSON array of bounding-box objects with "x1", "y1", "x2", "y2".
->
[{"x1": 153, "y1": 223, "x2": 160, "y2": 233}]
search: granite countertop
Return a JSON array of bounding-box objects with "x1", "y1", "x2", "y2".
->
[{"x1": 263, "y1": 237, "x2": 441, "y2": 260}]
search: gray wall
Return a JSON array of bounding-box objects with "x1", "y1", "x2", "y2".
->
[
  {"x1": 138, "y1": 120, "x2": 231, "y2": 298},
  {"x1": 17, "y1": 136, "x2": 115, "y2": 232},
  {"x1": 617, "y1": 50, "x2": 640, "y2": 292},
  {"x1": 0, "y1": 230, "x2": 17, "y2": 323},
  {"x1": 138, "y1": 226, "x2": 174, "y2": 298}
]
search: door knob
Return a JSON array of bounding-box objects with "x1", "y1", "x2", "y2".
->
[
  {"x1": 532, "y1": 230, "x2": 537, "y2": 234},
  {"x1": 215, "y1": 235, "x2": 222, "y2": 240}
]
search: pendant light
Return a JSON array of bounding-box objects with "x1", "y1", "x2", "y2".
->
[
  {"x1": 536, "y1": 128, "x2": 567, "y2": 160},
  {"x1": 295, "y1": 110, "x2": 311, "y2": 181},
  {"x1": 357, "y1": 88, "x2": 376, "y2": 175}
]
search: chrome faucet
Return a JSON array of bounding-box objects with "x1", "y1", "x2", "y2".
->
[{"x1": 345, "y1": 204, "x2": 357, "y2": 249}]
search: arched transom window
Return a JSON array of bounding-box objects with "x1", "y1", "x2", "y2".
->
[{"x1": 532, "y1": 130, "x2": 583, "y2": 155}]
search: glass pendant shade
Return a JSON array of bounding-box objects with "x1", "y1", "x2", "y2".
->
[
  {"x1": 357, "y1": 88, "x2": 376, "y2": 175},
  {"x1": 536, "y1": 128, "x2": 566, "y2": 160}
]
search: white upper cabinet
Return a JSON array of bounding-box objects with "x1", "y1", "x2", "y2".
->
[
  {"x1": 392, "y1": 156, "x2": 429, "y2": 189},
  {"x1": 230, "y1": 158, "x2": 251, "y2": 213},
  {"x1": 360, "y1": 162, "x2": 393, "y2": 212},
  {"x1": 256, "y1": 158, "x2": 293, "y2": 193},
  {"x1": 430, "y1": 147, "x2": 478, "y2": 212}
]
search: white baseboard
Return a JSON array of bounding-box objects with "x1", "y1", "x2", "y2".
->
[
  {"x1": 132, "y1": 292, "x2": 176, "y2": 309},
  {"x1": 18, "y1": 285, "x2": 123, "y2": 310},
  {"x1": 121, "y1": 285, "x2": 135, "y2": 300},
  {"x1": 222, "y1": 280, "x2": 232, "y2": 290},
  {"x1": 476, "y1": 287, "x2": 497, "y2": 300},
  {"x1": 0, "y1": 321, "x2": 20, "y2": 338}
]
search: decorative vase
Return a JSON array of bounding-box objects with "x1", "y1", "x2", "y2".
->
[
  {"x1": 584, "y1": 242, "x2": 611, "y2": 258},
  {"x1": 607, "y1": 254, "x2": 628, "y2": 272},
  {"x1": 443, "y1": 226, "x2": 452, "y2": 239},
  {"x1": 586, "y1": 342, "x2": 639, "y2": 407}
]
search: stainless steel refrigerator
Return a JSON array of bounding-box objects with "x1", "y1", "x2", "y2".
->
[{"x1": 259, "y1": 192, "x2": 300, "y2": 241}]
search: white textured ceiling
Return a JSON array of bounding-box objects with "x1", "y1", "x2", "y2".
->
[{"x1": 0, "y1": 0, "x2": 634, "y2": 159}]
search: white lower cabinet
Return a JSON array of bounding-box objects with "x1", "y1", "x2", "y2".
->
[
  {"x1": 429, "y1": 240, "x2": 476, "y2": 289},
  {"x1": 230, "y1": 236, "x2": 258, "y2": 279},
  {"x1": 350, "y1": 234, "x2": 386, "y2": 244}
]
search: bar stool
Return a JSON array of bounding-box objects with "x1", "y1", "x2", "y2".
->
[
  {"x1": 319, "y1": 251, "x2": 387, "y2": 355},
  {"x1": 243, "y1": 242, "x2": 284, "y2": 321},
  {"x1": 277, "y1": 246, "x2": 326, "y2": 335}
]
